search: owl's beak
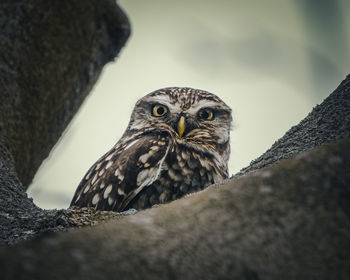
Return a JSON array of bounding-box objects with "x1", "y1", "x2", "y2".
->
[{"x1": 177, "y1": 115, "x2": 186, "y2": 137}]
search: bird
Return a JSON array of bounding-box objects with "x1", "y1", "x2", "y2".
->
[{"x1": 70, "y1": 87, "x2": 232, "y2": 212}]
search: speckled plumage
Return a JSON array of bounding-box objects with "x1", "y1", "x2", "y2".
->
[{"x1": 70, "y1": 87, "x2": 232, "y2": 212}]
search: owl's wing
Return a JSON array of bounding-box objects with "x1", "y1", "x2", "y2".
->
[{"x1": 70, "y1": 133, "x2": 171, "y2": 212}]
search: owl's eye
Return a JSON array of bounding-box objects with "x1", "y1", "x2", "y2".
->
[
  {"x1": 152, "y1": 104, "x2": 168, "y2": 117},
  {"x1": 197, "y1": 108, "x2": 214, "y2": 121}
]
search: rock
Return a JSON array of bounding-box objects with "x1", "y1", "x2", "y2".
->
[
  {"x1": 0, "y1": 0, "x2": 130, "y2": 188},
  {"x1": 0, "y1": 0, "x2": 130, "y2": 245},
  {"x1": 1, "y1": 136, "x2": 350, "y2": 280}
]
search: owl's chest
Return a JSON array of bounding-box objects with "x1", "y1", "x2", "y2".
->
[
  {"x1": 160, "y1": 146, "x2": 215, "y2": 192},
  {"x1": 128, "y1": 145, "x2": 218, "y2": 210}
]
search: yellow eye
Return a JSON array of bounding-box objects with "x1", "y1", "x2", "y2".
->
[
  {"x1": 198, "y1": 109, "x2": 214, "y2": 120},
  {"x1": 152, "y1": 104, "x2": 168, "y2": 117}
]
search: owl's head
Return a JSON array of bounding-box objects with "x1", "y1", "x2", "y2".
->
[{"x1": 127, "y1": 87, "x2": 232, "y2": 155}]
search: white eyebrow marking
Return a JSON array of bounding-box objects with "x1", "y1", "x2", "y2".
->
[
  {"x1": 145, "y1": 94, "x2": 171, "y2": 104},
  {"x1": 186, "y1": 100, "x2": 221, "y2": 115},
  {"x1": 144, "y1": 95, "x2": 181, "y2": 112}
]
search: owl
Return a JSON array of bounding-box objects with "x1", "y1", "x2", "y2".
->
[{"x1": 70, "y1": 87, "x2": 232, "y2": 212}]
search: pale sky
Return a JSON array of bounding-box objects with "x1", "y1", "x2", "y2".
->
[{"x1": 28, "y1": 0, "x2": 350, "y2": 209}]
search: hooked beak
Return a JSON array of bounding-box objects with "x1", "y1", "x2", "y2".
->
[{"x1": 177, "y1": 115, "x2": 186, "y2": 137}]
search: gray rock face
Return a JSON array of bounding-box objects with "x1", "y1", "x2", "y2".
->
[
  {"x1": 3, "y1": 136, "x2": 350, "y2": 280},
  {"x1": 0, "y1": 0, "x2": 130, "y2": 188},
  {"x1": 0, "y1": 0, "x2": 130, "y2": 244}
]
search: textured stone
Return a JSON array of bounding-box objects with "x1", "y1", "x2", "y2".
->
[
  {"x1": 0, "y1": 0, "x2": 130, "y2": 188},
  {"x1": 1, "y1": 136, "x2": 350, "y2": 280},
  {"x1": 0, "y1": 0, "x2": 130, "y2": 244}
]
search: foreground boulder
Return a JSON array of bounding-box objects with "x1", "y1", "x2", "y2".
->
[
  {"x1": 0, "y1": 0, "x2": 130, "y2": 244},
  {"x1": 2, "y1": 136, "x2": 350, "y2": 279},
  {"x1": 0, "y1": 0, "x2": 130, "y2": 188}
]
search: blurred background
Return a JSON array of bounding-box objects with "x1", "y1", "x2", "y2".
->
[{"x1": 28, "y1": 0, "x2": 350, "y2": 209}]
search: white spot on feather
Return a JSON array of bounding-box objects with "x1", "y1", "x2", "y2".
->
[
  {"x1": 99, "y1": 182, "x2": 105, "y2": 189},
  {"x1": 137, "y1": 168, "x2": 155, "y2": 187},
  {"x1": 103, "y1": 184, "x2": 113, "y2": 199},
  {"x1": 168, "y1": 168, "x2": 182, "y2": 181},
  {"x1": 139, "y1": 150, "x2": 155, "y2": 164},
  {"x1": 105, "y1": 153, "x2": 114, "y2": 161},
  {"x1": 181, "y1": 151, "x2": 189, "y2": 161},
  {"x1": 83, "y1": 185, "x2": 90, "y2": 194},
  {"x1": 199, "y1": 157, "x2": 211, "y2": 171},
  {"x1": 182, "y1": 168, "x2": 192, "y2": 176},
  {"x1": 92, "y1": 194, "x2": 100, "y2": 205},
  {"x1": 108, "y1": 197, "x2": 114, "y2": 206},
  {"x1": 117, "y1": 188, "x2": 125, "y2": 196},
  {"x1": 139, "y1": 153, "x2": 151, "y2": 164},
  {"x1": 95, "y1": 162, "x2": 102, "y2": 170},
  {"x1": 115, "y1": 169, "x2": 124, "y2": 181},
  {"x1": 85, "y1": 171, "x2": 92, "y2": 180},
  {"x1": 105, "y1": 161, "x2": 113, "y2": 169},
  {"x1": 91, "y1": 173, "x2": 98, "y2": 185}
]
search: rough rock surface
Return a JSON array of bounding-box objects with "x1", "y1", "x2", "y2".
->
[
  {"x1": 1, "y1": 136, "x2": 350, "y2": 280},
  {"x1": 0, "y1": 0, "x2": 130, "y2": 188},
  {"x1": 0, "y1": 0, "x2": 130, "y2": 244}
]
